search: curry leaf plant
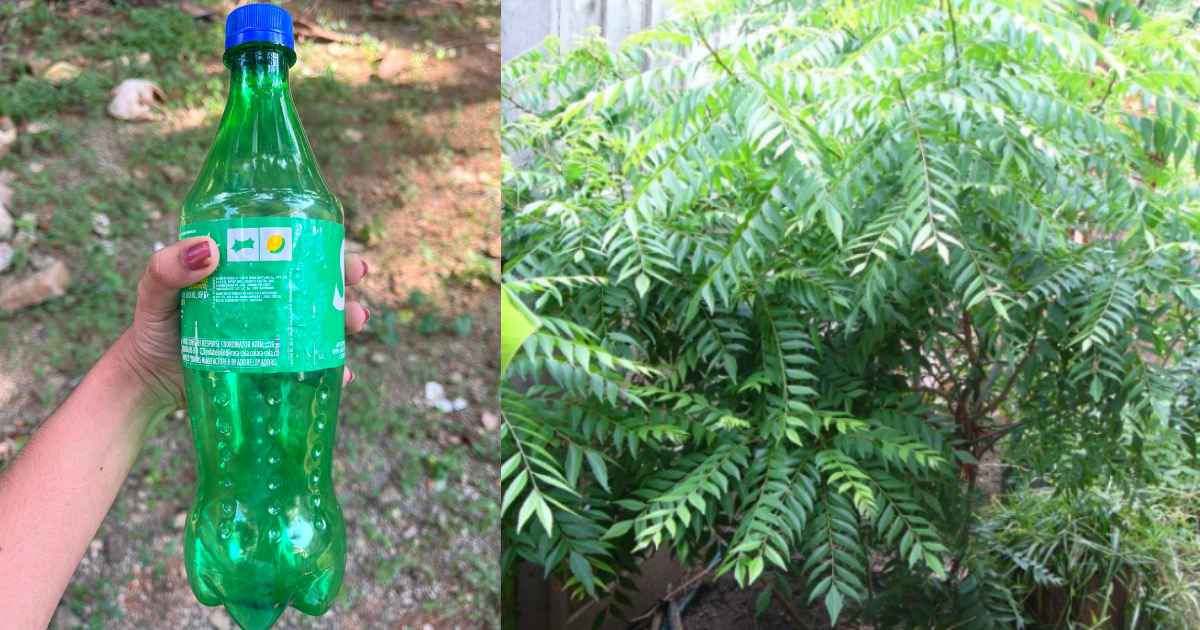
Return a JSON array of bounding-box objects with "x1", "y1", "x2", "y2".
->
[{"x1": 501, "y1": 0, "x2": 1200, "y2": 625}]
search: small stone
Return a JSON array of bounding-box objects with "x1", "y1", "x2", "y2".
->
[
  {"x1": 0, "y1": 205, "x2": 12, "y2": 240},
  {"x1": 0, "y1": 438, "x2": 15, "y2": 460},
  {"x1": 434, "y1": 398, "x2": 454, "y2": 413},
  {"x1": 208, "y1": 609, "x2": 232, "y2": 630},
  {"x1": 0, "y1": 117, "x2": 15, "y2": 159},
  {"x1": 43, "y1": 61, "x2": 81, "y2": 85},
  {"x1": 451, "y1": 397, "x2": 468, "y2": 411},
  {"x1": 424, "y1": 381, "x2": 445, "y2": 403},
  {"x1": 173, "y1": 409, "x2": 186, "y2": 421},
  {"x1": 88, "y1": 538, "x2": 103, "y2": 558},
  {"x1": 402, "y1": 525, "x2": 419, "y2": 540},
  {"x1": 0, "y1": 243, "x2": 14, "y2": 273},
  {"x1": 379, "y1": 485, "x2": 402, "y2": 504},
  {"x1": 148, "y1": 209, "x2": 163, "y2": 221},
  {"x1": 28, "y1": 162, "x2": 43, "y2": 174},
  {"x1": 161, "y1": 164, "x2": 186, "y2": 183},
  {"x1": 480, "y1": 411, "x2": 499, "y2": 431},
  {"x1": 136, "y1": 52, "x2": 151, "y2": 65},
  {"x1": 450, "y1": 372, "x2": 464, "y2": 384},
  {"x1": 91, "y1": 212, "x2": 111, "y2": 237},
  {"x1": 173, "y1": 511, "x2": 188, "y2": 530},
  {"x1": 0, "y1": 179, "x2": 13, "y2": 208},
  {"x1": 369, "y1": 351, "x2": 387, "y2": 365},
  {"x1": 343, "y1": 128, "x2": 364, "y2": 143},
  {"x1": 132, "y1": 167, "x2": 148, "y2": 180},
  {"x1": 96, "y1": 240, "x2": 115, "y2": 256},
  {"x1": 23, "y1": 120, "x2": 50, "y2": 135},
  {"x1": 153, "y1": 241, "x2": 165, "y2": 252},
  {"x1": 422, "y1": 624, "x2": 434, "y2": 630},
  {"x1": 29, "y1": 252, "x2": 55, "y2": 270},
  {"x1": 0, "y1": 260, "x2": 70, "y2": 312}
]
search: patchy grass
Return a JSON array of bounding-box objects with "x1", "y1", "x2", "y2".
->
[{"x1": 0, "y1": 1, "x2": 499, "y2": 628}]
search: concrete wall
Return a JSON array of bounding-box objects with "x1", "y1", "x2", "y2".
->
[{"x1": 501, "y1": 0, "x2": 674, "y2": 62}]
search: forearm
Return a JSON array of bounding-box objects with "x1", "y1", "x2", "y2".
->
[{"x1": 0, "y1": 330, "x2": 173, "y2": 629}]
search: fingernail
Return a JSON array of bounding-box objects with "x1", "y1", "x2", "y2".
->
[
  {"x1": 347, "y1": 369, "x2": 356, "y2": 384},
  {"x1": 361, "y1": 259, "x2": 368, "y2": 277},
  {"x1": 363, "y1": 307, "x2": 371, "y2": 323},
  {"x1": 184, "y1": 241, "x2": 211, "y2": 270}
]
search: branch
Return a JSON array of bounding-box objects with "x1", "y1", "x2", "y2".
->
[
  {"x1": 944, "y1": 0, "x2": 961, "y2": 71},
  {"x1": 693, "y1": 16, "x2": 740, "y2": 84}
]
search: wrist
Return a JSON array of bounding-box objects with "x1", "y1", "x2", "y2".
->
[{"x1": 110, "y1": 330, "x2": 182, "y2": 416}]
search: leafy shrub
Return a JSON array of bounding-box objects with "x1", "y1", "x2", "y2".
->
[
  {"x1": 501, "y1": 0, "x2": 1200, "y2": 625},
  {"x1": 976, "y1": 483, "x2": 1200, "y2": 628}
]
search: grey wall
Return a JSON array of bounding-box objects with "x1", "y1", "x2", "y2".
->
[{"x1": 501, "y1": 0, "x2": 674, "y2": 62}]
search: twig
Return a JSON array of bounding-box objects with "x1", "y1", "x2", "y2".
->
[
  {"x1": 628, "y1": 566, "x2": 715, "y2": 623},
  {"x1": 1092, "y1": 71, "x2": 1117, "y2": 113},
  {"x1": 772, "y1": 588, "x2": 808, "y2": 626},
  {"x1": 692, "y1": 17, "x2": 740, "y2": 84}
]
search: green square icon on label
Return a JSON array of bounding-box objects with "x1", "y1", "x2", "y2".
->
[
  {"x1": 260, "y1": 227, "x2": 293, "y2": 261},
  {"x1": 227, "y1": 227, "x2": 259, "y2": 262}
]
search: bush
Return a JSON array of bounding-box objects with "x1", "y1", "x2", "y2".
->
[{"x1": 501, "y1": 1, "x2": 1200, "y2": 625}]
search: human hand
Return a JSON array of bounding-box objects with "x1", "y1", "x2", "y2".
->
[{"x1": 114, "y1": 236, "x2": 371, "y2": 408}]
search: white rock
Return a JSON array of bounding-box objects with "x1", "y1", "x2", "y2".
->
[
  {"x1": 434, "y1": 398, "x2": 454, "y2": 413},
  {"x1": 107, "y1": 79, "x2": 166, "y2": 122},
  {"x1": 208, "y1": 609, "x2": 232, "y2": 630},
  {"x1": 27, "y1": 162, "x2": 43, "y2": 174},
  {"x1": 480, "y1": 410, "x2": 499, "y2": 431},
  {"x1": 0, "y1": 243, "x2": 13, "y2": 273},
  {"x1": 0, "y1": 204, "x2": 12, "y2": 241},
  {"x1": 173, "y1": 511, "x2": 187, "y2": 530},
  {"x1": 369, "y1": 351, "x2": 386, "y2": 365},
  {"x1": 424, "y1": 381, "x2": 445, "y2": 403},
  {"x1": 342, "y1": 128, "x2": 364, "y2": 143},
  {"x1": 153, "y1": 241, "x2": 165, "y2": 252},
  {"x1": 0, "y1": 117, "x2": 15, "y2": 159},
  {"x1": 23, "y1": 120, "x2": 50, "y2": 134},
  {"x1": 91, "y1": 212, "x2": 111, "y2": 237},
  {"x1": 451, "y1": 397, "x2": 468, "y2": 411}
]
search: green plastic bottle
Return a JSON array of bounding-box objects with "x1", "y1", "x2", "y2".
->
[{"x1": 178, "y1": 5, "x2": 345, "y2": 629}]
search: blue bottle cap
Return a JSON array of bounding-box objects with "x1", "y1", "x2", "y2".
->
[{"x1": 225, "y1": 3, "x2": 294, "y2": 51}]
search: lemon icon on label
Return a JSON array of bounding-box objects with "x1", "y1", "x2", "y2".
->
[{"x1": 266, "y1": 234, "x2": 286, "y2": 254}]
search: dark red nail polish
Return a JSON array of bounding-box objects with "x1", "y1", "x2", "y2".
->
[
  {"x1": 363, "y1": 307, "x2": 371, "y2": 323},
  {"x1": 361, "y1": 259, "x2": 368, "y2": 277},
  {"x1": 347, "y1": 369, "x2": 356, "y2": 384},
  {"x1": 184, "y1": 242, "x2": 211, "y2": 270}
]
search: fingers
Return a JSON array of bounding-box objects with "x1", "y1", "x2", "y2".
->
[
  {"x1": 137, "y1": 237, "x2": 219, "y2": 320},
  {"x1": 345, "y1": 253, "x2": 367, "y2": 287},
  {"x1": 345, "y1": 300, "x2": 369, "y2": 334},
  {"x1": 342, "y1": 366, "x2": 355, "y2": 386}
]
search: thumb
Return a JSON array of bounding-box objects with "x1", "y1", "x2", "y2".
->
[{"x1": 136, "y1": 236, "x2": 219, "y2": 320}]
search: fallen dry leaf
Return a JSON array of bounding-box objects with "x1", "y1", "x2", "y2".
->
[
  {"x1": 293, "y1": 16, "x2": 355, "y2": 43},
  {"x1": 43, "y1": 61, "x2": 82, "y2": 85},
  {"x1": 179, "y1": 1, "x2": 215, "y2": 19},
  {"x1": 107, "y1": 79, "x2": 166, "y2": 122}
]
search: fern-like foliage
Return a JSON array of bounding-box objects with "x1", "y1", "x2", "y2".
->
[{"x1": 502, "y1": 0, "x2": 1200, "y2": 625}]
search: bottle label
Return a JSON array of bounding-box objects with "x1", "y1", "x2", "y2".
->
[{"x1": 179, "y1": 217, "x2": 346, "y2": 372}]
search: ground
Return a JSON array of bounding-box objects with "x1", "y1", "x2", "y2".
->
[{"x1": 0, "y1": 1, "x2": 499, "y2": 628}]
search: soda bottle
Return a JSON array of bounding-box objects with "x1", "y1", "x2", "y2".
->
[{"x1": 178, "y1": 5, "x2": 346, "y2": 629}]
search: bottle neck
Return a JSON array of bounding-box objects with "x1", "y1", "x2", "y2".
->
[
  {"x1": 225, "y1": 45, "x2": 294, "y2": 92},
  {"x1": 181, "y1": 44, "x2": 339, "y2": 222}
]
